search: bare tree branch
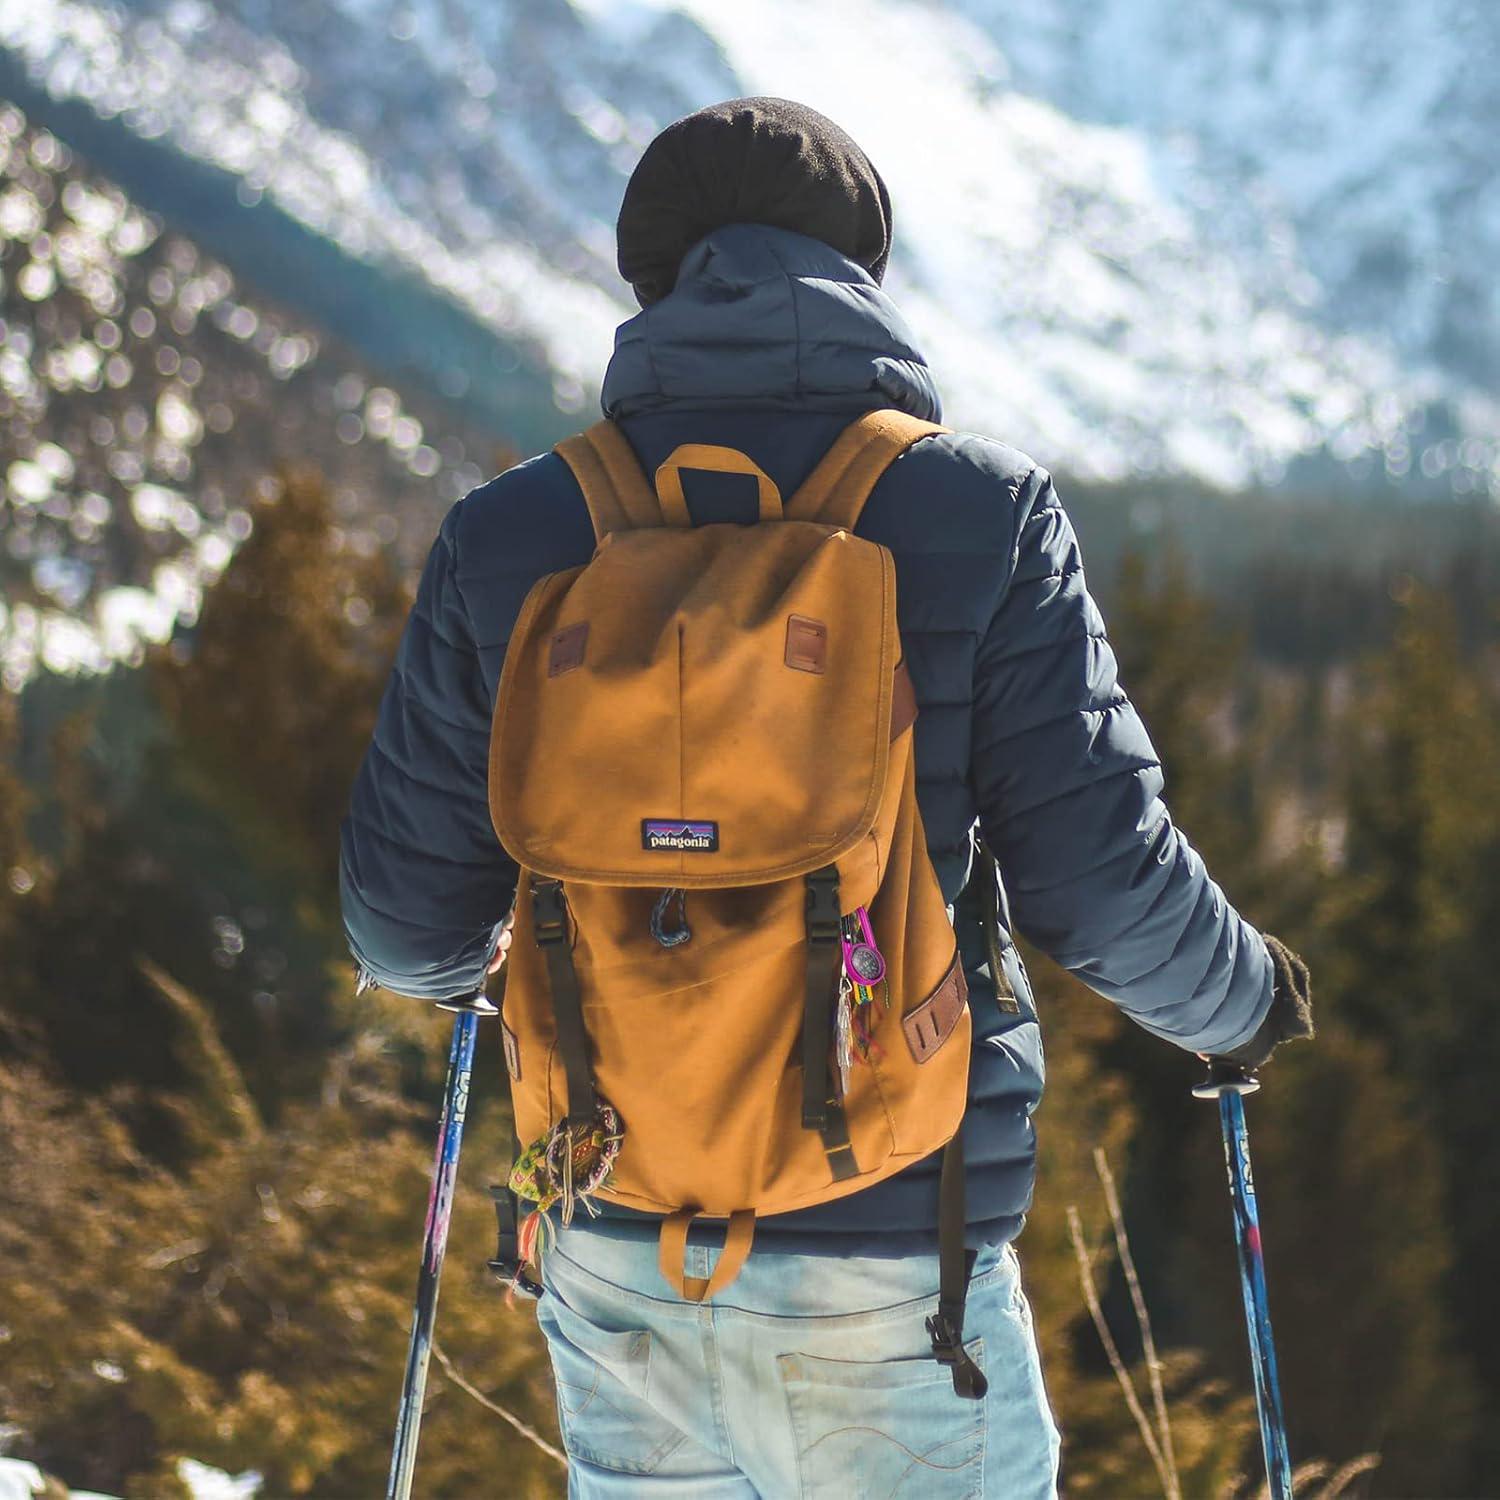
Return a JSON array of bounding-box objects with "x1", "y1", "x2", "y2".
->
[
  {"x1": 1320, "y1": 1454, "x2": 1381, "y2": 1498},
  {"x1": 431, "y1": 1340, "x2": 568, "y2": 1469},
  {"x1": 1095, "y1": 1147, "x2": 1180, "y2": 1500},
  {"x1": 1067, "y1": 1203, "x2": 1175, "y2": 1498}
]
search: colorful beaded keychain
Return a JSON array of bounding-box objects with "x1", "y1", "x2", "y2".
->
[{"x1": 834, "y1": 907, "x2": 888, "y2": 1095}]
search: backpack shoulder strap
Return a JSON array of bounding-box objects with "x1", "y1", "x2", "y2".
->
[
  {"x1": 554, "y1": 420, "x2": 665, "y2": 543},
  {"x1": 786, "y1": 409, "x2": 951, "y2": 529},
  {"x1": 557, "y1": 409, "x2": 948, "y2": 541}
]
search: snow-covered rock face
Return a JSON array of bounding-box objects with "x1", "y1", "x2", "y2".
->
[
  {"x1": 963, "y1": 0, "x2": 1499, "y2": 384},
  {"x1": 0, "y1": 104, "x2": 493, "y2": 688},
  {"x1": 1, "y1": 0, "x2": 1496, "y2": 494}
]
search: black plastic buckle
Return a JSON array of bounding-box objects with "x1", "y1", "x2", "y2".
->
[
  {"x1": 926, "y1": 1310, "x2": 989, "y2": 1400},
  {"x1": 531, "y1": 878, "x2": 568, "y2": 946},
  {"x1": 486, "y1": 1183, "x2": 543, "y2": 1300},
  {"x1": 487, "y1": 1255, "x2": 544, "y2": 1300},
  {"x1": 805, "y1": 869, "x2": 842, "y2": 941}
]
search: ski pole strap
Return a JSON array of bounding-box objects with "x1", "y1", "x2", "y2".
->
[
  {"x1": 927, "y1": 1129, "x2": 989, "y2": 1400},
  {"x1": 801, "y1": 866, "x2": 842, "y2": 1132},
  {"x1": 530, "y1": 875, "x2": 597, "y2": 1127}
]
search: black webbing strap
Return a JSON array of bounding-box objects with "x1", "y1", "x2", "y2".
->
[
  {"x1": 819, "y1": 1100, "x2": 860, "y2": 1182},
  {"x1": 801, "y1": 866, "x2": 859, "y2": 1179},
  {"x1": 487, "y1": 1122, "x2": 542, "y2": 1298},
  {"x1": 926, "y1": 1128, "x2": 989, "y2": 1399},
  {"x1": 531, "y1": 875, "x2": 597, "y2": 1127},
  {"x1": 974, "y1": 836, "x2": 1021, "y2": 1016},
  {"x1": 801, "y1": 866, "x2": 842, "y2": 1132}
]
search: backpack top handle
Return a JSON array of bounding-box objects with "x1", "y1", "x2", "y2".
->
[{"x1": 654, "y1": 444, "x2": 784, "y2": 525}]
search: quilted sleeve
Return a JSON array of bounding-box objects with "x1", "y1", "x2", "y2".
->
[
  {"x1": 338, "y1": 502, "x2": 518, "y2": 1002},
  {"x1": 970, "y1": 467, "x2": 1273, "y2": 1054}
]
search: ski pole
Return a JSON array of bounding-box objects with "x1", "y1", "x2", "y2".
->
[
  {"x1": 1193, "y1": 1061, "x2": 1293, "y2": 1500},
  {"x1": 387, "y1": 993, "x2": 495, "y2": 1500}
]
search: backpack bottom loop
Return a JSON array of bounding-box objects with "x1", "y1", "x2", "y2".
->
[{"x1": 658, "y1": 1209, "x2": 757, "y2": 1302}]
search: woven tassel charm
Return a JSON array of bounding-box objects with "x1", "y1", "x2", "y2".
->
[
  {"x1": 834, "y1": 973, "x2": 855, "y2": 1099},
  {"x1": 851, "y1": 982, "x2": 884, "y2": 1063},
  {"x1": 561, "y1": 1125, "x2": 577, "y2": 1224},
  {"x1": 510, "y1": 1101, "x2": 624, "y2": 1225}
]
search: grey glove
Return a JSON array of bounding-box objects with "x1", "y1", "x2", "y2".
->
[{"x1": 1217, "y1": 934, "x2": 1313, "y2": 1070}]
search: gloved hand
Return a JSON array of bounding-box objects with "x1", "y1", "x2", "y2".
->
[{"x1": 1215, "y1": 934, "x2": 1313, "y2": 1070}]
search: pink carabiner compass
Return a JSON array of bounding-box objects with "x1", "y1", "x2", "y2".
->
[{"x1": 841, "y1": 905, "x2": 886, "y2": 986}]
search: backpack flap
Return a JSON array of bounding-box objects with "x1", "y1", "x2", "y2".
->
[{"x1": 489, "y1": 518, "x2": 900, "y2": 887}]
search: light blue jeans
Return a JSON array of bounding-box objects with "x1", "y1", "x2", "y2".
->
[{"x1": 535, "y1": 1224, "x2": 1061, "y2": 1498}]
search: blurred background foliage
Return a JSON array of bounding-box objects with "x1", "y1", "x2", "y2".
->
[
  {"x1": 3, "y1": 81, "x2": 1500, "y2": 1500},
  {"x1": 5, "y1": 446, "x2": 1500, "y2": 1497}
]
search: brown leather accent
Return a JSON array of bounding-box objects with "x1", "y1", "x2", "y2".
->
[
  {"x1": 890, "y1": 659, "x2": 917, "y2": 741},
  {"x1": 902, "y1": 954, "x2": 968, "y2": 1064},
  {"x1": 501, "y1": 1019, "x2": 521, "y2": 1081},
  {"x1": 548, "y1": 622, "x2": 588, "y2": 677},
  {"x1": 785, "y1": 615, "x2": 828, "y2": 674}
]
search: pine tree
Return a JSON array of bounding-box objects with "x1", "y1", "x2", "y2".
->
[
  {"x1": 1318, "y1": 585, "x2": 1500, "y2": 1487},
  {"x1": 0, "y1": 979, "x2": 562, "y2": 1497},
  {"x1": 0, "y1": 693, "x2": 35, "y2": 993},
  {"x1": 2, "y1": 469, "x2": 565, "y2": 1495},
  {"x1": 1095, "y1": 554, "x2": 1474, "y2": 1491},
  {"x1": 153, "y1": 465, "x2": 407, "y2": 886}
]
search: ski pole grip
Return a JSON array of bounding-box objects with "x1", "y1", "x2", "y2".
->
[
  {"x1": 1192, "y1": 1060, "x2": 1261, "y2": 1100},
  {"x1": 436, "y1": 991, "x2": 499, "y2": 1016}
]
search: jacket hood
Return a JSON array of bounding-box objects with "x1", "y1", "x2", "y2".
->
[{"x1": 601, "y1": 223, "x2": 941, "y2": 422}]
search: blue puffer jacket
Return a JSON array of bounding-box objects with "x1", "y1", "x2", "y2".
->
[{"x1": 340, "y1": 223, "x2": 1273, "y2": 1255}]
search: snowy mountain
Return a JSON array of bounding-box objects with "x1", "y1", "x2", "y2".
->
[
  {"x1": 0, "y1": 0, "x2": 1496, "y2": 495},
  {"x1": 0, "y1": 102, "x2": 503, "y2": 686}
]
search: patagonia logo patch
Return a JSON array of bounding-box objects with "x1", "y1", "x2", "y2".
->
[{"x1": 642, "y1": 819, "x2": 719, "y2": 853}]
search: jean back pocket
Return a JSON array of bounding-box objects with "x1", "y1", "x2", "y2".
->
[{"x1": 777, "y1": 1341, "x2": 986, "y2": 1498}]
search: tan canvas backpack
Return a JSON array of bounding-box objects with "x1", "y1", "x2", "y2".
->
[{"x1": 486, "y1": 407, "x2": 988, "y2": 1397}]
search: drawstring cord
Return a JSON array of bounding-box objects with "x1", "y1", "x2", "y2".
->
[{"x1": 650, "y1": 888, "x2": 691, "y2": 947}]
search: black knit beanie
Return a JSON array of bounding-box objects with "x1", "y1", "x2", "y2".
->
[{"x1": 616, "y1": 97, "x2": 893, "y2": 309}]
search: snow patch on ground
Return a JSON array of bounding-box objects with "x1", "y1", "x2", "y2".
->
[
  {"x1": 177, "y1": 1459, "x2": 262, "y2": 1500},
  {"x1": 0, "y1": 1456, "x2": 260, "y2": 1500},
  {"x1": 0, "y1": 1460, "x2": 44, "y2": 1500}
]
